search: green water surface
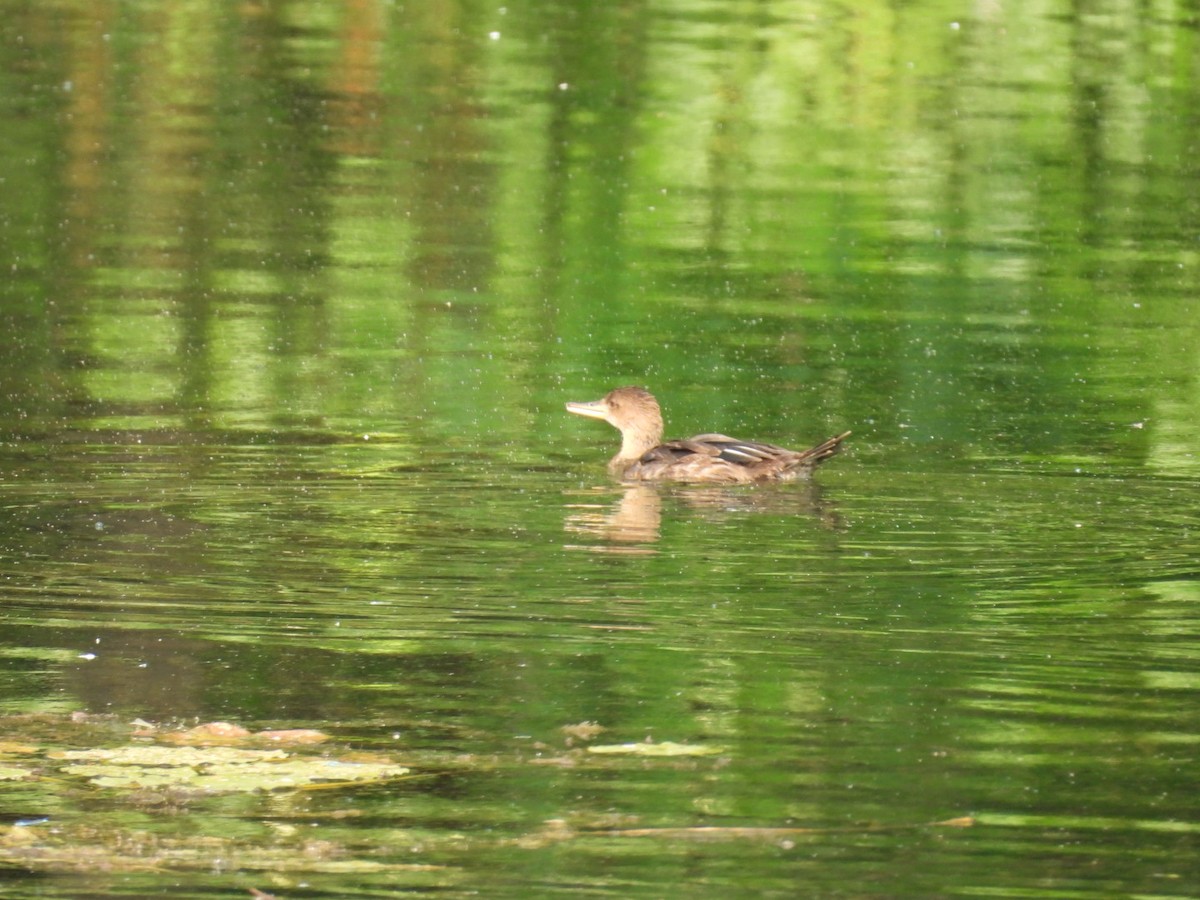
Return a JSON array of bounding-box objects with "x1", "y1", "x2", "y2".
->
[{"x1": 1, "y1": 0, "x2": 1198, "y2": 896}]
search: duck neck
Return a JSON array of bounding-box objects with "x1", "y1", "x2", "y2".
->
[{"x1": 612, "y1": 422, "x2": 662, "y2": 467}]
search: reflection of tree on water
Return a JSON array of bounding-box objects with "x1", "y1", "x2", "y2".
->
[{"x1": 563, "y1": 482, "x2": 841, "y2": 553}]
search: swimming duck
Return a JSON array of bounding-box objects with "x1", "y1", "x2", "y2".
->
[{"x1": 566, "y1": 386, "x2": 849, "y2": 484}]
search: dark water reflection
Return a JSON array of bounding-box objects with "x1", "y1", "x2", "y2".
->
[{"x1": 2, "y1": 0, "x2": 1200, "y2": 895}]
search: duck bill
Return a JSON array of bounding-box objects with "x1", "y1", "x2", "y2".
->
[{"x1": 565, "y1": 399, "x2": 609, "y2": 421}]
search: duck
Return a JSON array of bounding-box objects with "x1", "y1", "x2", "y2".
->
[{"x1": 566, "y1": 386, "x2": 849, "y2": 484}]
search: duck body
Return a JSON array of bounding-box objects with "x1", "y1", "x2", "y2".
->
[{"x1": 566, "y1": 386, "x2": 849, "y2": 485}]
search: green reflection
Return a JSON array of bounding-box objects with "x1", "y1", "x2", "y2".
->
[{"x1": 1, "y1": 0, "x2": 1199, "y2": 897}]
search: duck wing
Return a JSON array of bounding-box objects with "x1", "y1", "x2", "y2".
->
[
  {"x1": 635, "y1": 435, "x2": 790, "y2": 466},
  {"x1": 627, "y1": 432, "x2": 850, "y2": 484},
  {"x1": 628, "y1": 439, "x2": 755, "y2": 484},
  {"x1": 681, "y1": 434, "x2": 795, "y2": 464}
]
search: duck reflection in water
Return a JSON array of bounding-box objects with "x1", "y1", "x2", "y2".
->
[
  {"x1": 565, "y1": 386, "x2": 849, "y2": 484},
  {"x1": 563, "y1": 482, "x2": 843, "y2": 552},
  {"x1": 564, "y1": 484, "x2": 663, "y2": 553}
]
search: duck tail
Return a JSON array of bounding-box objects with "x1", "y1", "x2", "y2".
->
[
  {"x1": 786, "y1": 430, "x2": 851, "y2": 474},
  {"x1": 804, "y1": 430, "x2": 851, "y2": 463}
]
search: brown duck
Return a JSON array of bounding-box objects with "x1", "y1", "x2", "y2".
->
[{"x1": 566, "y1": 386, "x2": 850, "y2": 484}]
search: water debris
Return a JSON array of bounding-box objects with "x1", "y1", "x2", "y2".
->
[
  {"x1": 0, "y1": 714, "x2": 424, "y2": 878},
  {"x1": 52, "y1": 745, "x2": 408, "y2": 794},
  {"x1": 513, "y1": 815, "x2": 975, "y2": 848},
  {"x1": 591, "y1": 816, "x2": 976, "y2": 838},
  {"x1": 559, "y1": 721, "x2": 606, "y2": 742},
  {"x1": 137, "y1": 720, "x2": 331, "y2": 746},
  {"x1": 587, "y1": 741, "x2": 724, "y2": 757}
]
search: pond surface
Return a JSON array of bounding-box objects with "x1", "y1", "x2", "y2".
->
[{"x1": 2, "y1": 0, "x2": 1199, "y2": 896}]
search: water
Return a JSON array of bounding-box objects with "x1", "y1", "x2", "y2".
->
[{"x1": 2, "y1": 0, "x2": 1199, "y2": 896}]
